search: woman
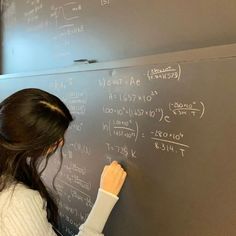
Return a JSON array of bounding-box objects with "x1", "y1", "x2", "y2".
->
[{"x1": 0, "y1": 88, "x2": 127, "y2": 236}]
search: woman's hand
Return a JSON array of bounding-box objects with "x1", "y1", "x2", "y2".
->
[{"x1": 100, "y1": 161, "x2": 127, "y2": 196}]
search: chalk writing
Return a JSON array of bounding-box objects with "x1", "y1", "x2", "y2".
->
[
  {"x1": 68, "y1": 121, "x2": 83, "y2": 132},
  {"x1": 59, "y1": 172, "x2": 91, "y2": 191},
  {"x1": 24, "y1": 0, "x2": 43, "y2": 24},
  {"x1": 108, "y1": 90, "x2": 159, "y2": 103},
  {"x1": 64, "y1": 163, "x2": 87, "y2": 176},
  {"x1": 169, "y1": 101, "x2": 205, "y2": 119},
  {"x1": 98, "y1": 76, "x2": 141, "y2": 88},
  {"x1": 56, "y1": 179, "x2": 93, "y2": 207},
  {"x1": 151, "y1": 129, "x2": 184, "y2": 141},
  {"x1": 101, "y1": 0, "x2": 110, "y2": 6},
  {"x1": 102, "y1": 105, "x2": 171, "y2": 123},
  {"x1": 59, "y1": 211, "x2": 80, "y2": 230},
  {"x1": 147, "y1": 64, "x2": 181, "y2": 81},
  {"x1": 50, "y1": 1, "x2": 84, "y2": 58},
  {"x1": 59, "y1": 200, "x2": 89, "y2": 222},
  {"x1": 105, "y1": 142, "x2": 137, "y2": 159},
  {"x1": 150, "y1": 129, "x2": 189, "y2": 157},
  {"x1": 103, "y1": 119, "x2": 139, "y2": 142},
  {"x1": 68, "y1": 143, "x2": 91, "y2": 156}
]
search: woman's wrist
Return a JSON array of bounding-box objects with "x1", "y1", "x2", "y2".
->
[
  {"x1": 79, "y1": 187, "x2": 119, "y2": 233},
  {"x1": 98, "y1": 188, "x2": 119, "y2": 200}
]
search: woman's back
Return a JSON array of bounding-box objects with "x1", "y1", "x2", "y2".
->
[{"x1": 0, "y1": 182, "x2": 57, "y2": 236}]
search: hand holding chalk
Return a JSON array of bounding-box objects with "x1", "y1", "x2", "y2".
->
[{"x1": 100, "y1": 161, "x2": 127, "y2": 196}]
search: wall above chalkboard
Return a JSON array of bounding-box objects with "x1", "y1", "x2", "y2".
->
[{"x1": 1, "y1": 0, "x2": 236, "y2": 73}]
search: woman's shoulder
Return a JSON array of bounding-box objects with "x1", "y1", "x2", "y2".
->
[
  {"x1": 0, "y1": 183, "x2": 56, "y2": 236},
  {"x1": 0, "y1": 182, "x2": 45, "y2": 216},
  {"x1": 1, "y1": 182, "x2": 41, "y2": 199}
]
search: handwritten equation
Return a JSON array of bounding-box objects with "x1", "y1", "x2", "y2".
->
[
  {"x1": 50, "y1": 1, "x2": 84, "y2": 59},
  {"x1": 39, "y1": 62, "x2": 208, "y2": 236},
  {"x1": 147, "y1": 65, "x2": 181, "y2": 81},
  {"x1": 98, "y1": 64, "x2": 205, "y2": 159},
  {"x1": 102, "y1": 101, "x2": 205, "y2": 121},
  {"x1": 169, "y1": 101, "x2": 205, "y2": 118}
]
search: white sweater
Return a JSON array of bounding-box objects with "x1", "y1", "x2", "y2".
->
[{"x1": 0, "y1": 183, "x2": 119, "y2": 236}]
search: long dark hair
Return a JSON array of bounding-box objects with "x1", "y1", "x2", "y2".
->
[{"x1": 0, "y1": 88, "x2": 73, "y2": 227}]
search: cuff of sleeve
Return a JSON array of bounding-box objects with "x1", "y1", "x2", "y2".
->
[
  {"x1": 98, "y1": 188, "x2": 119, "y2": 200},
  {"x1": 79, "y1": 188, "x2": 119, "y2": 233}
]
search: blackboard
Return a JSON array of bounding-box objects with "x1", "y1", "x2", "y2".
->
[
  {"x1": 0, "y1": 48, "x2": 236, "y2": 236},
  {"x1": 1, "y1": 0, "x2": 236, "y2": 73}
]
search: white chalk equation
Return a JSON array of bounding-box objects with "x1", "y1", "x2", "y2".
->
[
  {"x1": 51, "y1": 78, "x2": 74, "y2": 90},
  {"x1": 105, "y1": 142, "x2": 137, "y2": 159},
  {"x1": 24, "y1": 0, "x2": 43, "y2": 24},
  {"x1": 98, "y1": 76, "x2": 141, "y2": 88},
  {"x1": 64, "y1": 163, "x2": 87, "y2": 176},
  {"x1": 169, "y1": 101, "x2": 205, "y2": 119},
  {"x1": 59, "y1": 172, "x2": 91, "y2": 191},
  {"x1": 103, "y1": 119, "x2": 139, "y2": 142},
  {"x1": 50, "y1": 1, "x2": 82, "y2": 29},
  {"x1": 150, "y1": 129, "x2": 189, "y2": 157},
  {"x1": 102, "y1": 101, "x2": 205, "y2": 121},
  {"x1": 23, "y1": 0, "x2": 53, "y2": 32},
  {"x1": 67, "y1": 143, "x2": 92, "y2": 156},
  {"x1": 107, "y1": 90, "x2": 159, "y2": 103},
  {"x1": 147, "y1": 64, "x2": 181, "y2": 81},
  {"x1": 56, "y1": 179, "x2": 93, "y2": 207},
  {"x1": 102, "y1": 105, "x2": 171, "y2": 123},
  {"x1": 56, "y1": 179, "x2": 92, "y2": 234},
  {"x1": 58, "y1": 200, "x2": 89, "y2": 222},
  {"x1": 68, "y1": 120, "x2": 84, "y2": 132},
  {"x1": 50, "y1": 1, "x2": 84, "y2": 59},
  {"x1": 51, "y1": 79, "x2": 88, "y2": 116},
  {"x1": 61, "y1": 142, "x2": 91, "y2": 160},
  {"x1": 102, "y1": 120, "x2": 190, "y2": 157}
]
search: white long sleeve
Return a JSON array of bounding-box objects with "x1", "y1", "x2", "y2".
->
[
  {"x1": 77, "y1": 189, "x2": 119, "y2": 236},
  {"x1": 0, "y1": 183, "x2": 119, "y2": 236}
]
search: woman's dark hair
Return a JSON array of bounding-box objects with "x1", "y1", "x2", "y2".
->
[{"x1": 0, "y1": 88, "x2": 73, "y2": 228}]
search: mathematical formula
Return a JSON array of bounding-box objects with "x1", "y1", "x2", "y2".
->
[{"x1": 36, "y1": 62, "x2": 207, "y2": 236}]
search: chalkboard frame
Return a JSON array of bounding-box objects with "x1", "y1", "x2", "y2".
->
[{"x1": 1, "y1": 43, "x2": 236, "y2": 79}]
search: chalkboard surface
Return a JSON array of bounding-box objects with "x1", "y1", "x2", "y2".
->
[
  {"x1": 0, "y1": 51, "x2": 236, "y2": 236},
  {"x1": 1, "y1": 0, "x2": 236, "y2": 73}
]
